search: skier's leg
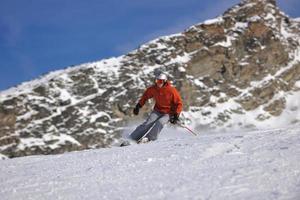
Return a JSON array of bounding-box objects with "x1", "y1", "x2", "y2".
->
[
  {"x1": 146, "y1": 114, "x2": 169, "y2": 141},
  {"x1": 129, "y1": 111, "x2": 160, "y2": 141}
]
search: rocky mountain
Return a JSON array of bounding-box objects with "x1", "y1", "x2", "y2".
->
[{"x1": 1, "y1": 0, "x2": 300, "y2": 158}]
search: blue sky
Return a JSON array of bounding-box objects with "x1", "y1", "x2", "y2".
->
[{"x1": 0, "y1": 0, "x2": 299, "y2": 91}]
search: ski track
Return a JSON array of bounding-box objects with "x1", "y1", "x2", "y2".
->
[{"x1": 0, "y1": 127, "x2": 300, "y2": 200}]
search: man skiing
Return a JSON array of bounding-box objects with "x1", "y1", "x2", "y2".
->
[{"x1": 128, "y1": 73, "x2": 183, "y2": 144}]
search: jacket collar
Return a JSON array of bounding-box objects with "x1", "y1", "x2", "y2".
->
[{"x1": 155, "y1": 80, "x2": 171, "y2": 89}]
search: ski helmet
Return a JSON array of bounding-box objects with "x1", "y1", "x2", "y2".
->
[{"x1": 156, "y1": 73, "x2": 167, "y2": 81}]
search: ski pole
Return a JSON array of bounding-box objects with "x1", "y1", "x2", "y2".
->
[
  {"x1": 177, "y1": 122, "x2": 198, "y2": 136},
  {"x1": 137, "y1": 115, "x2": 163, "y2": 143}
]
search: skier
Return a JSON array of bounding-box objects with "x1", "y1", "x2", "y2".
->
[{"x1": 127, "y1": 73, "x2": 183, "y2": 144}]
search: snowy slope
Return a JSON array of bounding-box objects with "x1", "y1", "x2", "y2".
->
[{"x1": 1, "y1": 126, "x2": 300, "y2": 200}]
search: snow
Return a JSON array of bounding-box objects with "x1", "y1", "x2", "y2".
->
[
  {"x1": 57, "y1": 88, "x2": 73, "y2": 102},
  {"x1": 17, "y1": 133, "x2": 80, "y2": 151},
  {"x1": 203, "y1": 17, "x2": 224, "y2": 25},
  {"x1": 1, "y1": 127, "x2": 300, "y2": 200},
  {"x1": 166, "y1": 53, "x2": 191, "y2": 65},
  {"x1": 265, "y1": 13, "x2": 276, "y2": 21},
  {"x1": 295, "y1": 81, "x2": 300, "y2": 88},
  {"x1": 193, "y1": 79, "x2": 207, "y2": 89},
  {"x1": 0, "y1": 153, "x2": 8, "y2": 160},
  {"x1": 239, "y1": 62, "x2": 249, "y2": 66},
  {"x1": 234, "y1": 22, "x2": 248, "y2": 30},
  {"x1": 214, "y1": 36, "x2": 234, "y2": 47},
  {"x1": 248, "y1": 15, "x2": 261, "y2": 22},
  {"x1": 280, "y1": 19, "x2": 297, "y2": 40},
  {"x1": 43, "y1": 133, "x2": 81, "y2": 149},
  {"x1": 191, "y1": 86, "x2": 300, "y2": 131},
  {"x1": 17, "y1": 110, "x2": 38, "y2": 121},
  {"x1": 93, "y1": 56, "x2": 123, "y2": 75},
  {"x1": 0, "y1": 56, "x2": 123, "y2": 101},
  {"x1": 178, "y1": 66, "x2": 186, "y2": 72},
  {"x1": 17, "y1": 138, "x2": 45, "y2": 150},
  {"x1": 237, "y1": 2, "x2": 256, "y2": 11},
  {"x1": 90, "y1": 112, "x2": 110, "y2": 123}
]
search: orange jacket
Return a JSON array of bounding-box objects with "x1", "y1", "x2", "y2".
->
[{"x1": 138, "y1": 81, "x2": 183, "y2": 115}]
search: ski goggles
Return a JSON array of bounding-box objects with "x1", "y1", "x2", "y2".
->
[{"x1": 155, "y1": 79, "x2": 165, "y2": 84}]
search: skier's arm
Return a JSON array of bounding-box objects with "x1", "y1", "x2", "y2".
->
[
  {"x1": 138, "y1": 87, "x2": 154, "y2": 107},
  {"x1": 169, "y1": 88, "x2": 182, "y2": 124},
  {"x1": 173, "y1": 88, "x2": 183, "y2": 115}
]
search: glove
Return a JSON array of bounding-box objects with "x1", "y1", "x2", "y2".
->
[
  {"x1": 170, "y1": 114, "x2": 179, "y2": 124},
  {"x1": 133, "y1": 103, "x2": 141, "y2": 115}
]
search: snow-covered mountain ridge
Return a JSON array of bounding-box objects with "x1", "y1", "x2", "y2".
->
[
  {"x1": 1, "y1": 127, "x2": 300, "y2": 199},
  {"x1": 1, "y1": 0, "x2": 300, "y2": 158}
]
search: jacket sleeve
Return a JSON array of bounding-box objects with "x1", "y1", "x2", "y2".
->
[
  {"x1": 173, "y1": 87, "x2": 183, "y2": 115},
  {"x1": 138, "y1": 87, "x2": 154, "y2": 107}
]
